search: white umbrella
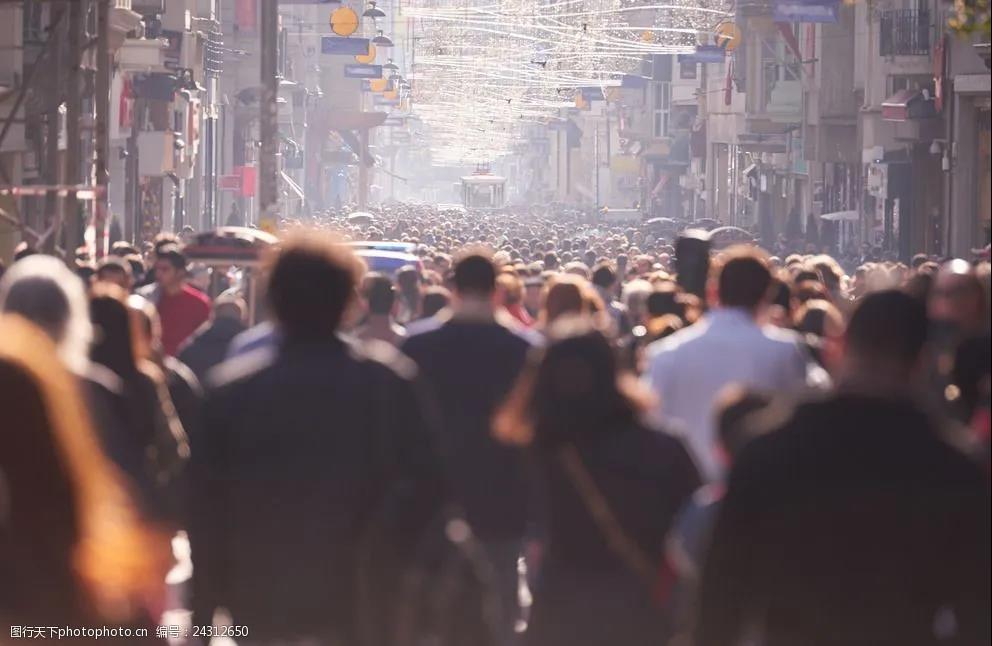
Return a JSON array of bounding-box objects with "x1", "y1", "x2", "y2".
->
[{"x1": 819, "y1": 210, "x2": 859, "y2": 222}]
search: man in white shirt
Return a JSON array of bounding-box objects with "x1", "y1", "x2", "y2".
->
[{"x1": 644, "y1": 246, "x2": 826, "y2": 481}]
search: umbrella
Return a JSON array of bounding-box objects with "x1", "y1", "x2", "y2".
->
[
  {"x1": 347, "y1": 211, "x2": 375, "y2": 225},
  {"x1": 819, "y1": 210, "x2": 859, "y2": 222}
]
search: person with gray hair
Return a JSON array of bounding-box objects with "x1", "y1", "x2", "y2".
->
[{"x1": 0, "y1": 254, "x2": 93, "y2": 375}]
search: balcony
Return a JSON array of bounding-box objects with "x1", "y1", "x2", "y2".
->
[{"x1": 879, "y1": 10, "x2": 930, "y2": 56}]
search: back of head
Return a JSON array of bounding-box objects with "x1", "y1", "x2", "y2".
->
[
  {"x1": 214, "y1": 295, "x2": 247, "y2": 323},
  {"x1": 0, "y1": 255, "x2": 92, "y2": 373},
  {"x1": 543, "y1": 275, "x2": 587, "y2": 324},
  {"x1": 89, "y1": 283, "x2": 137, "y2": 378},
  {"x1": 453, "y1": 251, "x2": 497, "y2": 298},
  {"x1": 716, "y1": 246, "x2": 772, "y2": 310},
  {"x1": 267, "y1": 231, "x2": 363, "y2": 341},
  {"x1": 494, "y1": 318, "x2": 643, "y2": 447},
  {"x1": 421, "y1": 286, "x2": 451, "y2": 318},
  {"x1": 846, "y1": 289, "x2": 927, "y2": 370},
  {"x1": 363, "y1": 272, "x2": 396, "y2": 316}
]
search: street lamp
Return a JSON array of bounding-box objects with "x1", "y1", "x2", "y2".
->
[
  {"x1": 363, "y1": 2, "x2": 386, "y2": 19},
  {"x1": 372, "y1": 30, "x2": 394, "y2": 47}
]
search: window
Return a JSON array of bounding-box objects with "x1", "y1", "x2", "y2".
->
[
  {"x1": 653, "y1": 81, "x2": 671, "y2": 138},
  {"x1": 887, "y1": 75, "x2": 934, "y2": 96},
  {"x1": 680, "y1": 61, "x2": 697, "y2": 80}
]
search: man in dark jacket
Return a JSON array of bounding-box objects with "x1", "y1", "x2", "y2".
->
[
  {"x1": 178, "y1": 296, "x2": 247, "y2": 382},
  {"x1": 189, "y1": 233, "x2": 444, "y2": 645},
  {"x1": 401, "y1": 251, "x2": 535, "y2": 643},
  {"x1": 694, "y1": 290, "x2": 990, "y2": 646}
]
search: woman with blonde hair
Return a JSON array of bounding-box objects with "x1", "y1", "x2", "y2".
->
[{"x1": 0, "y1": 315, "x2": 172, "y2": 636}]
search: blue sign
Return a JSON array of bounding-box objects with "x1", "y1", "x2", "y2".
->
[
  {"x1": 677, "y1": 45, "x2": 725, "y2": 64},
  {"x1": 621, "y1": 75, "x2": 648, "y2": 89},
  {"x1": 321, "y1": 37, "x2": 370, "y2": 56},
  {"x1": 773, "y1": 0, "x2": 839, "y2": 22},
  {"x1": 579, "y1": 87, "x2": 605, "y2": 101},
  {"x1": 344, "y1": 64, "x2": 383, "y2": 79}
]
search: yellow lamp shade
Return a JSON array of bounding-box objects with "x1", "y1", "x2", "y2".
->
[
  {"x1": 369, "y1": 78, "x2": 388, "y2": 92},
  {"x1": 714, "y1": 22, "x2": 741, "y2": 52},
  {"x1": 331, "y1": 7, "x2": 359, "y2": 37},
  {"x1": 355, "y1": 42, "x2": 377, "y2": 64}
]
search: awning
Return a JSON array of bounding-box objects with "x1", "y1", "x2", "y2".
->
[
  {"x1": 819, "y1": 210, "x2": 859, "y2": 221},
  {"x1": 882, "y1": 90, "x2": 936, "y2": 121}
]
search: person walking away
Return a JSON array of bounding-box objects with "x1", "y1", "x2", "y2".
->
[
  {"x1": 189, "y1": 232, "x2": 445, "y2": 645},
  {"x1": 643, "y1": 246, "x2": 826, "y2": 481},
  {"x1": 89, "y1": 284, "x2": 190, "y2": 527},
  {"x1": 355, "y1": 272, "x2": 406, "y2": 346},
  {"x1": 493, "y1": 320, "x2": 700, "y2": 646},
  {"x1": 129, "y1": 294, "x2": 204, "y2": 443},
  {"x1": 693, "y1": 290, "x2": 990, "y2": 646},
  {"x1": 149, "y1": 245, "x2": 210, "y2": 356},
  {"x1": 0, "y1": 315, "x2": 172, "y2": 643},
  {"x1": 401, "y1": 251, "x2": 535, "y2": 644},
  {"x1": 177, "y1": 296, "x2": 248, "y2": 382}
]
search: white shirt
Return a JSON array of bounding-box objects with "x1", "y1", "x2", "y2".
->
[{"x1": 643, "y1": 307, "x2": 828, "y2": 481}]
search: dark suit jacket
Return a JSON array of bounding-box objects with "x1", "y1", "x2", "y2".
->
[
  {"x1": 189, "y1": 337, "x2": 445, "y2": 643},
  {"x1": 695, "y1": 393, "x2": 990, "y2": 646}
]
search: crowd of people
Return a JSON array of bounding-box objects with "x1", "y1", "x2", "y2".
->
[{"x1": 0, "y1": 203, "x2": 989, "y2": 646}]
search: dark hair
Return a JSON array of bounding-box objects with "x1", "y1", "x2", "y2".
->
[
  {"x1": 494, "y1": 320, "x2": 648, "y2": 447},
  {"x1": 96, "y1": 257, "x2": 132, "y2": 281},
  {"x1": 453, "y1": 252, "x2": 497, "y2": 297},
  {"x1": 153, "y1": 234, "x2": 180, "y2": 255},
  {"x1": 89, "y1": 283, "x2": 138, "y2": 378},
  {"x1": 591, "y1": 263, "x2": 616, "y2": 289},
  {"x1": 155, "y1": 245, "x2": 187, "y2": 272},
  {"x1": 421, "y1": 286, "x2": 451, "y2": 318},
  {"x1": 111, "y1": 241, "x2": 140, "y2": 257},
  {"x1": 267, "y1": 232, "x2": 362, "y2": 340},
  {"x1": 363, "y1": 273, "x2": 396, "y2": 316},
  {"x1": 543, "y1": 252, "x2": 559, "y2": 270},
  {"x1": 846, "y1": 290, "x2": 927, "y2": 367},
  {"x1": 911, "y1": 253, "x2": 929, "y2": 268},
  {"x1": 646, "y1": 287, "x2": 683, "y2": 319},
  {"x1": 717, "y1": 248, "x2": 772, "y2": 309},
  {"x1": 715, "y1": 387, "x2": 771, "y2": 460},
  {"x1": 793, "y1": 270, "x2": 821, "y2": 284}
]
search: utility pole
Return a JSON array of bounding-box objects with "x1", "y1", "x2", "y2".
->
[
  {"x1": 93, "y1": 0, "x2": 110, "y2": 258},
  {"x1": 258, "y1": 0, "x2": 280, "y2": 233},
  {"x1": 41, "y1": 8, "x2": 63, "y2": 253},
  {"x1": 63, "y1": 0, "x2": 84, "y2": 255},
  {"x1": 203, "y1": 0, "x2": 222, "y2": 230}
]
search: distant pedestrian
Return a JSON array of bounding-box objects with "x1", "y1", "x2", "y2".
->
[{"x1": 147, "y1": 245, "x2": 211, "y2": 356}]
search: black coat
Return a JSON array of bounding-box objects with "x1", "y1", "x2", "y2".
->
[
  {"x1": 188, "y1": 337, "x2": 445, "y2": 643},
  {"x1": 695, "y1": 393, "x2": 991, "y2": 646},
  {"x1": 401, "y1": 320, "x2": 534, "y2": 541},
  {"x1": 525, "y1": 424, "x2": 700, "y2": 646},
  {"x1": 177, "y1": 317, "x2": 246, "y2": 383}
]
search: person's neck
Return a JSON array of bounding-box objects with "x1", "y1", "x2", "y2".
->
[
  {"x1": 162, "y1": 281, "x2": 184, "y2": 296},
  {"x1": 451, "y1": 295, "x2": 496, "y2": 321}
]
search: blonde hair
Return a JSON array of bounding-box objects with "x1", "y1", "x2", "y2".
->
[{"x1": 0, "y1": 315, "x2": 172, "y2": 621}]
